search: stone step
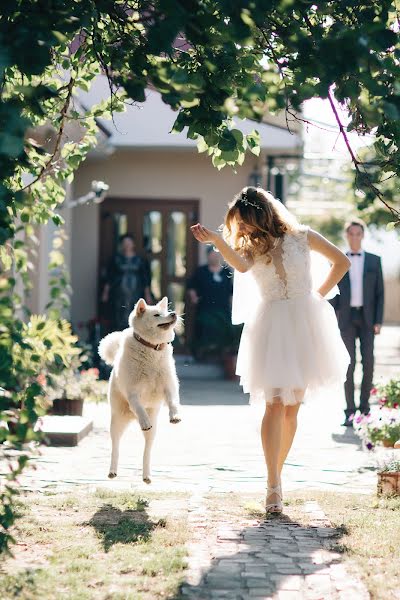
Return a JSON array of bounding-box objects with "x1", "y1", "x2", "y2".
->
[{"x1": 36, "y1": 416, "x2": 93, "y2": 446}]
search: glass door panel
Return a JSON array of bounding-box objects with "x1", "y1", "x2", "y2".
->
[
  {"x1": 167, "y1": 282, "x2": 185, "y2": 348},
  {"x1": 167, "y1": 211, "x2": 187, "y2": 277},
  {"x1": 143, "y1": 211, "x2": 162, "y2": 253},
  {"x1": 150, "y1": 258, "x2": 162, "y2": 300},
  {"x1": 112, "y1": 212, "x2": 128, "y2": 252}
]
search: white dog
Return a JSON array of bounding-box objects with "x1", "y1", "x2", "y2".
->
[{"x1": 98, "y1": 297, "x2": 181, "y2": 483}]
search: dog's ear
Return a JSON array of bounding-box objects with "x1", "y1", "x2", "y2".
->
[
  {"x1": 158, "y1": 296, "x2": 168, "y2": 311},
  {"x1": 135, "y1": 298, "x2": 147, "y2": 316}
]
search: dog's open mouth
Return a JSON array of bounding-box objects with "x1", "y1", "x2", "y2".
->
[{"x1": 157, "y1": 316, "x2": 177, "y2": 329}]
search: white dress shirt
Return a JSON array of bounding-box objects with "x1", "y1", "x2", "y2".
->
[{"x1": 347, "y1": 250, "x2": 365, "y2": 307}]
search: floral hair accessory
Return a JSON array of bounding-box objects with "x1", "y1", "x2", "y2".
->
[{"x1": 239, "y1": 188, "x2": 262, "y2": 210}]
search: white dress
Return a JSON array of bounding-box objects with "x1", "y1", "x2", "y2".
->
[{"x1": 234, "y1": 227, "x2": 350, "y2": 405}]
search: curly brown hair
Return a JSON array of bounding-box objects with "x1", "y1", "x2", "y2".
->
[{"x1": 222, "y1": 187, "x2": 296, "y2": 259}]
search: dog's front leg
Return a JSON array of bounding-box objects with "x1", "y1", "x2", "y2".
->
[
  {"x1": 164, "y1": 380, "x2": 181, "y2": 424},
  {"x1": 109, "y1": 413, "x2": 129, "y2": 478},
  {"x1": 142, "y1": 406, "x2": 159, "y2": 484},
  {"x1": 128, "y1": 392, "x2": 152, "y2": 431}
]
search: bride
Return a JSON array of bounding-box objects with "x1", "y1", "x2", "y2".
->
[{"x1": 191, "y1": 186, "x2": 350, "y2": 514}]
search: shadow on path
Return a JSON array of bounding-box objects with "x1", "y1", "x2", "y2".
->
[
  {"x1": 331, "y1": 427, "x2": 363, "y2": 448},
  {"x1": 171, "y1": 510, "x2": 345, "y2": 599},
  {"x1": 87, "y1": 500, "x2": 158, "y2": 552}
]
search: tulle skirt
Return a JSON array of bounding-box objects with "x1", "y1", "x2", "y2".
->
[{"x1": 236, "y1": 291, "x2": 350, "y2": 405}]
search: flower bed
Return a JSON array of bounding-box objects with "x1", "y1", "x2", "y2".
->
[
  {"x1": 354, "y1": 408, "x2": 400, "y2": 450},
  {"x1": 353, "y1": 379, "x2": 400, "y2": 450}
]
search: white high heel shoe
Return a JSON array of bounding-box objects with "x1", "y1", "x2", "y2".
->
[{"x1": 265, "y1": 482, "x2": 283, "y2": 514}]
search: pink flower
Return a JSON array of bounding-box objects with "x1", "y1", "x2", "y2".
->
[
  {"x1": 371, "y1": 387, "x2": 377, "y2": 396},
  {"x1": 36, "y1": 373, "x2": 46, "y2": 386}
]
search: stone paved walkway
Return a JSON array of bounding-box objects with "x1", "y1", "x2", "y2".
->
[{"x1": 181, "y1": 496, "x2": 368, "y2": 600}]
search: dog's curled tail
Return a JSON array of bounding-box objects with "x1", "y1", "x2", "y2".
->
[{"x1": 98, "y1": 331, "x2": 123, "y2": 366}]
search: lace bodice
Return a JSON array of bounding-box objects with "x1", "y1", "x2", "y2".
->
[{"x1": 251, "y1": 227, "x2": 312, "y2": 301}]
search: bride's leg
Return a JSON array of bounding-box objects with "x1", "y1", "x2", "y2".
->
[
  {"x1": 261, "y1": 400, "x2": 285, "y2": 505},
  {"x1": 278, "y1": 390, "x2": 305, "y2": 474}
]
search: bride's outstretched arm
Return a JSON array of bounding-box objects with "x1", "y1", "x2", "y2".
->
[
  {"x1": 308, "y1": 229, "x2": 351, "y2": 297},
  {"x1": 190, "y1": 223, "x2": 253, "y2": 272}
]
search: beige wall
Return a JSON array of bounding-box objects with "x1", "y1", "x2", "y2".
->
[
  {"x1": 70, "y1": 149, "x2": 260, "y2": 329},
  {"x1": 384, "y1": 278, "x2": 400, "y2": 324}
]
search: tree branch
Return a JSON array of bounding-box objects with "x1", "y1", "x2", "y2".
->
[
  {"x1": 327, "y1": 89, "x2": 400, "y2": 220},
  {"x1": 20, "y1": 76, "x2": 75, "y2": 192},
  {"x1": 301, "y1": 10, "x2": 400, "y2": 222}
]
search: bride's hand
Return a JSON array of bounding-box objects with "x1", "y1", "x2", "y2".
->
[{"x1": 190, "y1": 223, "x2": 219, "y2": 244}]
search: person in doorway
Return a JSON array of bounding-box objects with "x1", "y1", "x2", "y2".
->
[
  {"x1": 187, "y1": 246, "x2": 233, "y2": 358},
  {"x1": 330, "y1": 219, "x2": 384, "y2": 426},
  {"x1": 101, "y1": 233, "x2": 153, "y2": 331},
  {"x1": 190, "y1": 186, "x2": 350, "y2": 514}
]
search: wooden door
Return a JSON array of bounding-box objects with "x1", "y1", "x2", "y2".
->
[{"x1": 99, "y1": 198, "x2": 199, "y2": 350}]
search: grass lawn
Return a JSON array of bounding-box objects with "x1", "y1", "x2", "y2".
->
[
  {"x1": 0, "y1": 488, "x2": 189, "y2": 600},
  {"x1": 306, "y1": 491, "x2": 400, "y2": 600}
]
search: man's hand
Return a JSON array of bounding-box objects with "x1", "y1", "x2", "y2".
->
[
  {"x1": 188, "y1": 289, "x2": 199, "y2": 305},
  {"x1": 374, "y1": 324, "x2": 381, "y2": 335},
  {"x1": 190, "y1": 223, "x2": 219, "y2": 245},
  {"x1": 101, "y1": 286, "x2": 109, "y2": 303}
]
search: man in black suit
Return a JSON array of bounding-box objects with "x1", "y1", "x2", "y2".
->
[{"x1": 331, "y1": 219, "x2": 384, "y2": 426}]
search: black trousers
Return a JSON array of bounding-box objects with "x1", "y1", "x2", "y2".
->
[{"x1": 341, "y1": 308, "x2": 375, "y2": 417}]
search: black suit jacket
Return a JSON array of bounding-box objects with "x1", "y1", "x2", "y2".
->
[{"x1": 330, "y1": 252, "x2": 384, "y2": 330}]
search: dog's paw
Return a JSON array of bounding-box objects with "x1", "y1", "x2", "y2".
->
[
  {"x1": 140, "y1": 423, "x2": 152, "y2": 431},
  {"x1": 143, "y1": 476, "x2": 152, "y2": 484},
  {"x1": 108, "y1": 471, "x2": 117, "y2": 479},
  {"x1": 170, "y1": 415, "x2": 181, "y2": 424}
]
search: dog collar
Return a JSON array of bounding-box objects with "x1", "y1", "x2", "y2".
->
[{"x1": 133, "y1": 332, "x2": 167, "y2": 351}]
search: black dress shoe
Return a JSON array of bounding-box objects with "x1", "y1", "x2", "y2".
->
[
  {"x1": 360, "y1": 409, "x2": 370, "y2": 416},
  {"x1": 342, "y1": 417, "x2": 353, "y2": 427}
]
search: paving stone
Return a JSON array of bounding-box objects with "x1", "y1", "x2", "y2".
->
[
  {"x1": 205, "y1": 575, "x2": 244, "y2": 589},
  {"x1": 278, "y1": 591, "x2": 303, "y2": 600},
  {"x1": 207, "y1": 565, "x2": 243, "y2": 577},
  {"x1": 209, "y1": 592, "x2": 242, "y2": 599},
  {"x1": 275, "y1": 567, "x2": 304, "y2": 575},
  {"x1": 278, "y1": 575, "x2": 303, "y2": 591},
  {"x1": 245, "y1": 576, "x2": 275, "y2": 587},
  {"x1": 243, "y1": 570, "x2": 270, "y2": 578}
]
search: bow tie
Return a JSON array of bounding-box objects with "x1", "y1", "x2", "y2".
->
[{"x1": 349, "y1": 252, "x2": 362, "y2": 256}]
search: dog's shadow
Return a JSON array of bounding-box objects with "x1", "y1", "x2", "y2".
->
[{"x1": 86, "y1": 499, "x2": 161, "y2": 552}]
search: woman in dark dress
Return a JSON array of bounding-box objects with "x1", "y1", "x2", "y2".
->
[{"x1": 101, "y1": 234, "x2": 153, "y2": 331}]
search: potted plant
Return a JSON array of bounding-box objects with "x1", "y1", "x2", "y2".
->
[
  {"x1": 353, "y1": 407, "x2": 400, "y2": 450},
  {"x1": 45, "y1": 367, "x2": 104, "y2": 416},
  {"x1": 377, "y1": 457, "x2": 400, "y2": 496},
  {"x1": 3, "y1": 316, "x2": 82, "y2": 435}
]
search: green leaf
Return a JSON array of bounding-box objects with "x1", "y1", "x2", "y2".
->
[
  {"x1": 386, "y1": 221, "x2": 398, "y2": 231},
  {"x1": 246, "y1": 130, "x2": 261, "y2": 156}
]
